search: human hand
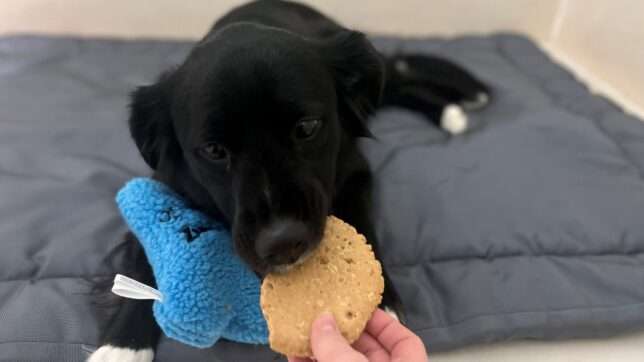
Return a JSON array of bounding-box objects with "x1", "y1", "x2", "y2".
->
[{"x1": 287, "y1": 309, "x2": 427, "y2": 362}]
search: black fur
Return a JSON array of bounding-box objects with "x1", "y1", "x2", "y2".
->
[{"x1": 97, "y1": 0, "x2": 488, "y2": 356}]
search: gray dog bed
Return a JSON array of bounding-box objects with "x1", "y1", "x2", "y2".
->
[{"x1": 1, "y1": 33, "x2": 644, "y2": 361}]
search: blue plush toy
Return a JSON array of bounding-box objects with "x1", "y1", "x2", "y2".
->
[{"x1": 114, "y1": 177, "x2": 268, "y2": 348}]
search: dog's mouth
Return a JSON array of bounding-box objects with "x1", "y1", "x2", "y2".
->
[
  {"x1": 268, "y1": 246, "x2": 317, "y2": 274},
  {"x1": 236, "y1": 226, "x2": 325, "y2": 277}
]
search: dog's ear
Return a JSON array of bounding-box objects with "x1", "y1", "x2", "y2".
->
[
  {"x1": 128, "y1": 73, "x2": 177, "y2": 170},
  {"x1": 323, "y1": 31, "x2": 385, "y2": 137}
]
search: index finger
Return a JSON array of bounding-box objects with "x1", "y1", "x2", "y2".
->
[{"x1": 365, "y1": 309, "x2": 428, "y2": 362}]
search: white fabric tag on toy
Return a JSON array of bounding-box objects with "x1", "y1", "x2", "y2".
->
[{"x1": 111, "y1": 274, "x2": 164, "y2": 302}]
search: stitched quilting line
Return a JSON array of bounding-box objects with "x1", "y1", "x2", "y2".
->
[
  {"x1": 495, "y1": 36, "x2": 644, "y2": 181},
  {"x1": 0, "y1": 340, "x2": 98, "y2": 356},
  {"x1": 0, "y1": 340, "x2": 93, "y2": 346},
  {"x1": 412, "y1": 300, "x2": 644, "y2": 332},
  {"x1": 385, "y1": 250, "x2": 644, "y2": 267},
  {"x1": 0, "y1": 274, "x2": 114, "y2": 284}
]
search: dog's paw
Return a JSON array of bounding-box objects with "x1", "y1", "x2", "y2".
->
[
  {"x1": 440, "y1": 104, "x2": 468, "y2": 135},
  {"x1": 87, "y1": 345, "x2": 154, "y2": 362}
]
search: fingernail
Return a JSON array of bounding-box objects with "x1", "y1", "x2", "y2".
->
[{"x1": 317, "y1": 312, "x2": 336, "y2": 333}]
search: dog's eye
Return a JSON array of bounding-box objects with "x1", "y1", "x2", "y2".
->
[
  {"x1": 292, "y1": 119, "x2": 322, "y2": 141},
  {"x1": 200, "y1": 143, "x2": 229, "y2": 161}
]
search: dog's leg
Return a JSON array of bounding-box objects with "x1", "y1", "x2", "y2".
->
[
  {"x1": 333, "y1": 164, "x2": 407, "y2": 323},
  {"x1": 88, "y1": 298, "x2": 159, "y2": 362},
  {"x1": 381, "y1": 53, "x2": 490, "y2": 135},
  {"x1": 88, "y1": 237, "x2": 160, "y2": 362}
]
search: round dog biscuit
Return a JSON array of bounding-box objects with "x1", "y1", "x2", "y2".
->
[{"x1": 260, "y1": 215, "x2": 384, "y2": 357}]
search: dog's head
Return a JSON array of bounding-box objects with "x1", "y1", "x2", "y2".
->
[{"x1": 127, "y1": 23, "x2": 383, "y2": 275}]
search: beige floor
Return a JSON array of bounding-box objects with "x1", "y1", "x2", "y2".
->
[
  {"x1": 1, "y1": 1, "x2": 643, "y2": 360},
  {"x1": 432, "y1": 331, "x2": 644, "y2": 362}
]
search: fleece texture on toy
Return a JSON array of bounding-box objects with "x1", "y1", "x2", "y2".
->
[{"x1": 115, "y1": 178, "x2": 268, "y2": 348}]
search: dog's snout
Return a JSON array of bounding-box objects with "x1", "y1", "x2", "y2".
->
[{"x1": 255, "y1": 219, "x2": 312, "y2": 266}]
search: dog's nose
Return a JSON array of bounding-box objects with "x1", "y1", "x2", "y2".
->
[{"x1": 255, "y1": 219, "x2": 311, "y2": 266}]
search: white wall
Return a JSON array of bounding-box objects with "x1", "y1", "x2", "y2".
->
[
  {"x1": 0, "y1": 0, "x2": 560, "y2": 40},
  {"x1": 547, "y1": 0, "x2": 644, "y2": 115},
  {"x1": 0, "y1": 0, "x2": 642, "y2": 114}
]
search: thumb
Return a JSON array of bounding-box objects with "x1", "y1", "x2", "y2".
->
[{"x1": 310, "y1": 313, "x2": 368, "y2": 362}]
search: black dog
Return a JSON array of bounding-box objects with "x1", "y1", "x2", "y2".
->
[{"x1": 89, "y1": 1, "x2": 488, "y2": 360}]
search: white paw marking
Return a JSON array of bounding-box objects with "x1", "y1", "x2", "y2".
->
[
  {"x1": 441, "y1": 104, "x2": 468, "y2": 135},
  {"x1": 384, "y1": 306, "x2": 400, "y2": 321},
  {"x1": 87, "y1": 345, "x2": 154, "y2": 362},
  {"x1": 461, "y1": 92, "x2": 490, "y2": 110}
]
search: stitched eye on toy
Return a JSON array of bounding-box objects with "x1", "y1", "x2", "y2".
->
[
  {"x1": 292, "y1": 118, "x2": 322, "y2": 142},
  {"x1": 199, "y1": 142, "x2": 229, "y2": 162}
]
